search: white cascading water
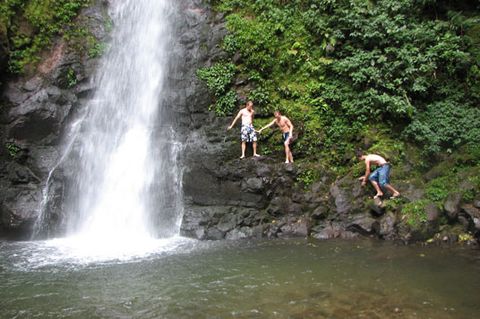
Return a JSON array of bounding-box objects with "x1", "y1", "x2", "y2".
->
[{"x1": 34, "y1": 0, "x2": 187, "y2": 260}]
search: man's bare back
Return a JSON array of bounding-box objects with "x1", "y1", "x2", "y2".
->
[{"x1": 363, "y1": 154, "x2": 387, "y2": 166}]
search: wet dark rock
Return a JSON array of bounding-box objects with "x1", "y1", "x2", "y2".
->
[
  {"x1": 444, "y1": 193, "x2": 463, "y2": 220},
  {"x1": 369, "y1": 201, "x2": 385, "y2": 217},
  {"x1": 473, "y1": 198, "x2": 480, "y2": 209},
  {"x1": 461, "y1": 204, "x2": 480, "y2": 231},
  {"x1": 311, "y1": 205, "x2": 328, "y2": 220},
  {"x1": 378, "y1": 212, "x2": 397, "y2": 240},
  {"x1": 329, "y1": 175, "x2": 366, "y2": 216},
  {"x1": 311, "y1": 222, "x2": 359, "y2": 240},
  {"x1": 425, "y1": 203, "x2": 441, "y2": 222},
  {"x1": 400, "y1": 182, "x2": 425, "y2": 202},
  {"x1": 276, "y1": 216, "x2": 309, "y2": 238},
  {"x1": 226, "y1": 226, "x2": 263, "y2": 240},
  {"x1": 346, "y1": 215, "x2": 379, "y2": 236}
]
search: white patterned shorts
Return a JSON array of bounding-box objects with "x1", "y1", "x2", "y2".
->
[{"x1": 241, "y1": 124, "x2": 257, "y2": 142}]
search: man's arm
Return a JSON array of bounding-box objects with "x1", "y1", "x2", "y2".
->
[
  {"x1": 359, "y1": 159, "x2": 371, "y2": 185},
  {"x1": 258, "y1": 120, "x2": 276, "y2": 133},
  {"x1": 286, "y1": 117, "x2": 293, "y2": 134},
  {"x1": 227, "y1": 111, "x2": 242, "y2": 130}
]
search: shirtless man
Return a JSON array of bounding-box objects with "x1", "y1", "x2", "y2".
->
[
  {"x1": 258, "y1": 111, "x2": 294, "y2": 163},
  {"x1": 356, "y1": 151, "x2": 400, "y2": 199},
  {"x1": 227, "y1": 101, "x2": 259, "y2": 159}
]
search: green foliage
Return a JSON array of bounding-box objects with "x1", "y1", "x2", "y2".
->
[
  {"x1": 5, "y1": 142, "x2": 20, "y2": 158},
  {"x1": 405, "y1": 100, "x2": 480, "y2": 155},
  {"x1": 425, "y1": 176, "x2": 454, "y2": 203},
  {"x1": 207, "y1": 0, "x2": 480, "y2": 167},
  {"x1": 297, "y1": 168, "x2": 320, "y2": 188},
  {"x1": 197, "y1": 62, "x2": 237, "y2": 115},
  {"x1": 87, "y1": 40, "x2": 106, "y2": 58},
  {"x1": 0, "y1": 0, "x2": 91, "y2": 73},
  {"x1": 66, "y1": 67, "x2": 77, "y2": 87},
  {"x1": 211, "y1": 90, "x2": 237, "y2": 117},
  {"x1": 402, "y1": 199, "x2": 430, "y2": 227},
  {"x1": 197, "y1": 61, "x2": 236, "y2": 96}
]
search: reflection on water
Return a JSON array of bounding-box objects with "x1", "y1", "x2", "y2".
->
[{"x1": 1, "y1": 239, "x2": 479, "y2": 318}]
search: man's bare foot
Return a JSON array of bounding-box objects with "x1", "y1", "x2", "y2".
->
[
  {"x1": 240, "y1": 155, "x2": 245, "y2": 159},
  {"x1": 253, "y1": 154, "x2": 260, "y2": 157},
  {"x1": 285, "y1": 160, "x2": 290, "y2": 163},
  {"x1": 390, "y1": 192, "x2": 401, "y2": 199},
  {"x1": 373, "y1": 193, "x2": 383, "y2": 199}
]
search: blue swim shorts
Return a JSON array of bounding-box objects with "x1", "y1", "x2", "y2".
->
[{"x1": 368, "y1": 164, "x2": 391, "y2": 187}]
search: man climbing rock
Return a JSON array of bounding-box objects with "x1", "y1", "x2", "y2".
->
[
  {"x1": 258, "y1": 111, "x2": 294, "y2": 163},
  {"x1": 227, "y1": 101, "x2": 260, "y2": 159},
  {"x1": 356, "y1": 151, "x2": 400, "y2": 199}
]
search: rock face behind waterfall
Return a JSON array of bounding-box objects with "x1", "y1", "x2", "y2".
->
[{"x1": 0, "y1": 1, "x2": 110, "y2": 239}]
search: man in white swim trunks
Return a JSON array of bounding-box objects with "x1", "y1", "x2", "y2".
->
[{"x1": 227, "y1": 101, "x2": 259, "y2": 159}]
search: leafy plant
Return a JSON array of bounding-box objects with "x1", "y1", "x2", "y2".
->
[
  {"x1": 197, "y1": 62, "x2": 237, "y2": 115},
  {"x1": 402, "y1": 199, "x2": 431, "y2": 227},
  {"x1": 297, "y1": 168, "x2": 320, "y2": 188},
  {"x1": 66, "y1": 67, "x2": 77, "y2": 87},
  {"x1": 210, "y1": 90, "x2": 237, "y2": 117},
  {"x1": 425, "y1": 175, "x2": 458, "y2": 203},
  {"x1": 5, "y1": 142, "x2": 20, "y2": 158},
  {"x1": 205, "y1": 0, "x2": 480, "y2": 167},
  {"x1": 1, "y1": 0, "x2": 91, "y2": 73}
]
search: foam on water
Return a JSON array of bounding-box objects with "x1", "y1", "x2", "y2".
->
[{"x1": 7, "y1": 237, "x2": 198, "y2": 269}]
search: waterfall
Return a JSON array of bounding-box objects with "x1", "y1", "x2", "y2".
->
[{"x1": 33, "y1": 0, "x2": 184, "y2": 255}]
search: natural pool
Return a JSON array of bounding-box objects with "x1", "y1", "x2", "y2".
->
[{"x1": 1, "y1": 238, "x2": 479, "y2": 319}]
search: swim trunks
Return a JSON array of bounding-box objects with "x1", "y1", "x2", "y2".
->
[
  {"x1": 241, "y1": 124, "x2": 257, "y2": 143},
  {"x1": 282, "y1": 132, "x2": 290, "y2": 143},
  {"x1": 368, "y1": 164, "x2": 391, "y2": 187}
]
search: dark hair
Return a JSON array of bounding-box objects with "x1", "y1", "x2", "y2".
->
[{"x1": 355, "y1": 149, "x2": 364, "y2": 158}]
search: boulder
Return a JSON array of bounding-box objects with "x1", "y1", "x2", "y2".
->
[
  {"x1": 444, "y1": 193, "x2": 462, "y2": 220},
  {"x1": 378, "y1": 212, "x2": 397, "y2": 240},
  {"x1": 311, "y1": 222, "x2": 359, "y2": 240},
  {"x1": 425, "y1": 203, "x2": 441, "y2": 222},
  {"x1": 346, "y1": 215, "x2": 379, "y2": 236},
  {"x1": 461, "y1": 204, "x2": 480, "y2": 231},
  {"x1": 329, "y1": 175, "x2": 366, "y2": 216},
  {"x1": 277, "y1": 217, "x2": 309, "y2": 238}
]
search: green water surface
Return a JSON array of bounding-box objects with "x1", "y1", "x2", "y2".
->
[{"x1": 0, "y1": 239, "x2": 479, "y2": 318}]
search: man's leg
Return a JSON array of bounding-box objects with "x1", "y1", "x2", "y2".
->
[
  {"x1": 253, "y1": 142, "x2": 259, "y2": 157},
  {"x1": 370, "y1": 180, "x2": 384, "y2": 198},
  {"x1": 241, "y1": 141, "x2": 246, "y2": 158},
  {"x1": 286, "y1": 143, "x2": 293, "y2": 163},
  {"x1": 368, "y1": 169, "x2": 383, "y2": 198},
  {"x1": 384, "y1": 184, "x2": 400, "y2": 197},
  {"x1": 379, "y1": 165, "x2": 399, "y2": 197},
  {"x1": 284, "y1": 142, "x2": 290, "y2": 163}
]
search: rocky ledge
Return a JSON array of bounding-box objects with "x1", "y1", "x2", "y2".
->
[{"x1": 181, "y1": 148, "x2": 480, "y2": 245}]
